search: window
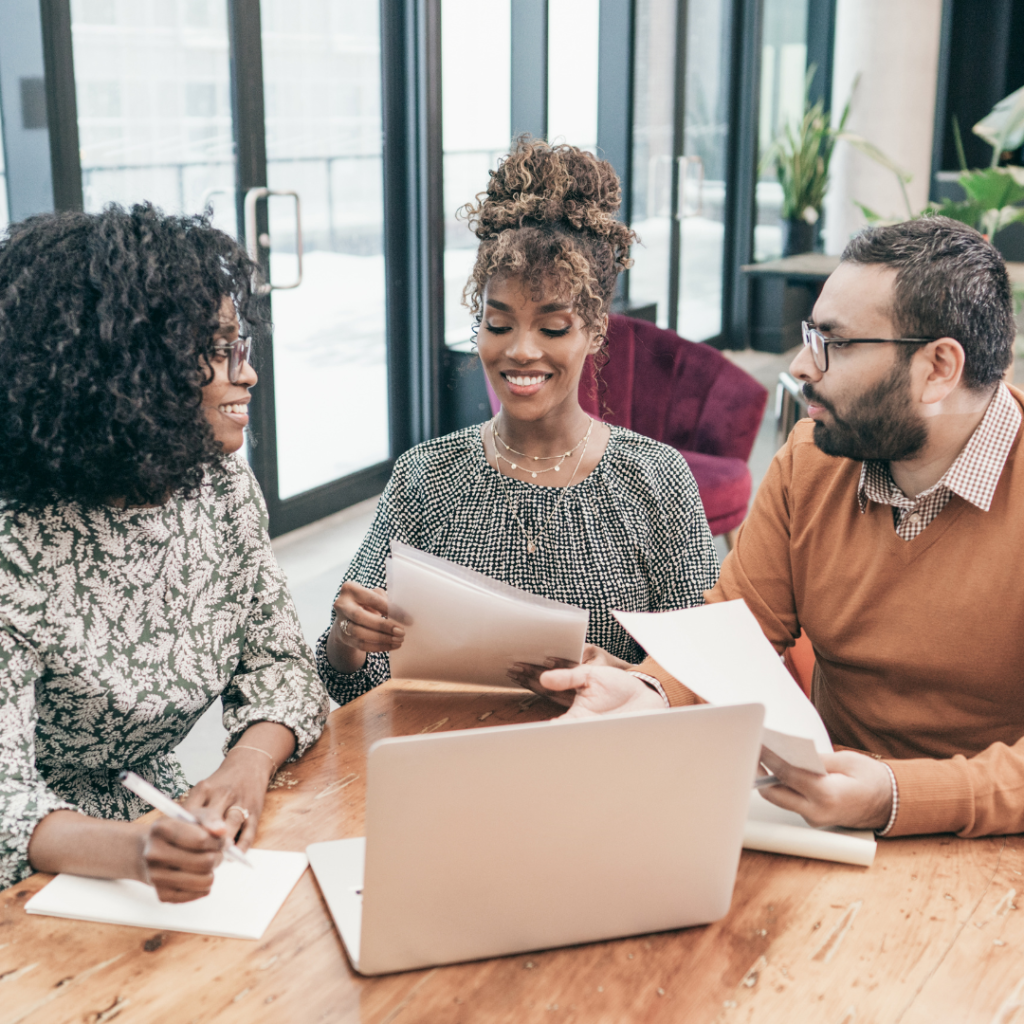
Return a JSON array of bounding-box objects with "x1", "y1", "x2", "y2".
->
[
  {"x1": 755, "y1": 0, "x2": 809, "y2": 262},
  {"x1": 440, "y1": 0, "x2": 511, "y2": 350},
  {"x1": 69, "y1": 0, "x2": 235, "y2": 234},
  {"x1": 630, "y1": 0, "x2": 677, "y2": 327},
  {"x1": 260, "y1": 0, "x2": 389, "y2": 499}
]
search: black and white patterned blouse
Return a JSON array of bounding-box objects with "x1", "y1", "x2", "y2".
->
[
  {"x1": 0, "y1": 456, "x2": 329, "y2": 888},
  {"x1": 316, "y1": 424, "x2": 719, "y2": 704}
]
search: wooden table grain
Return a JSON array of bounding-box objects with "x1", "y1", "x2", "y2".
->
[{"x1": 3, "y1": 679, "x2": 1023, "y2": 1024}]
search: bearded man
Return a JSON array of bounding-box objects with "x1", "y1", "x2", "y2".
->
[{"x1": 534, "y1": 217, "x2": 1024, "y2": 839}]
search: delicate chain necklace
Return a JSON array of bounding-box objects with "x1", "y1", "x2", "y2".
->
[
  {"x1": 492, "y1": 419, "x2": 592, "y2": 478},
  {"x1": 491, "y1": 418, "x2": 593, "y2": 555}
]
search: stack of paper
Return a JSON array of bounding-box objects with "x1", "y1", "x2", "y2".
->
[
  {"x1": 614, "y1": 600, "x2": 831, "y2": 773},
  {"x1": 386, "y1": 540, "x2": 589, "y2": 687},
  {"x1": 744, "y1": 791, "x2": 876, "y2": 867},
  {"x1": 614, "y1": 601, "x2": 878, "y2": 866},
  {"x1": 25, "y1": 848, "x2": 308, "y2": 939}
]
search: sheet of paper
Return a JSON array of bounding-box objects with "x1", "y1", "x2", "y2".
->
[
  {"x1": 386, "y1": 540, "x2": 589, "y2": 687},
  {"x1": 614, "y1": 600, "x2": 830, "y2": 773},
  {"x1": 744, "y1": 791, "x2": 876, "y2": 867},
  {"x1": 25, "y1": 848, "x2": 307, "y2": 940}
]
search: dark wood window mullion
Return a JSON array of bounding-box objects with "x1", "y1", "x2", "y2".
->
[
  {"x1": 227, "y1": 0, "x2": 278, "y2": 513},
  {"x1": 666, "y1": 0, "x2": 688, "y2": 333},
  {"x1": 39, "y1": 0, "x2": 82, "y2": 212}
]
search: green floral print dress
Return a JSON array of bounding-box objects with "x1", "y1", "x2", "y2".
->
[{"x1": 0, "y1": 456, "x2": 329, "y2": 888}]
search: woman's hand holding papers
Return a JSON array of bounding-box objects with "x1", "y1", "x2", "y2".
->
[
  {"x1": 509, "y1": 646, "x2": 633, "y2": 706},
  {"x1": 326, "y1": 581, "x2": 406, "y2": 674},
  {"x1": 536, "y1": 664, "x2": 666, "y2": 720},
  {"x1": 758, "y1": 748, "x2": 893, "y2": 831}
]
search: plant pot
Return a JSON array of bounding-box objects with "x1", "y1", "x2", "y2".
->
[{"x1": 781, "y1": 217, "x2": 818, "y2": 257}]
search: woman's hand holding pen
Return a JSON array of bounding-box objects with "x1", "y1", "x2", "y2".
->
[
  {"x1": 138, "y1": 722, "x2": 295, "y2": 903},
  {"x1": 326, "y1": 581, "x2": 406, "y2": 674}
]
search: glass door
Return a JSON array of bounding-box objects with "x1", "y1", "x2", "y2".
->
[
  {"x1": 259, "y1": 0, "x2": 388, "y2": 500},
  {"x1": 66, "y1": 0, "x2": 393, "y2": 532}
]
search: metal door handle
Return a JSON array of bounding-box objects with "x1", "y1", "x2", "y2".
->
[
  {"x1": 676, "y1": 155, "x2": 705, "y2": 218},
  {"x1": 243, "y1": 186, "x2": 303, "y2": 293}
]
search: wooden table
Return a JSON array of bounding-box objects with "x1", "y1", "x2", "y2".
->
[{"x1": 3, "y1": 680, "x2": 1023, "y2": 1023}]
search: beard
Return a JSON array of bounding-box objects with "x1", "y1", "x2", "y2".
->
[{"x1": 804, "y1": 363, "x2": 927, "y2": 462}]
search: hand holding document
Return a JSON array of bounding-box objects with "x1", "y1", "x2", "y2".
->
[
  {"x1": 744, "y1": 790, "x2": 876, "y2": 867},
  {"x1": 614, "y1": 600, "x2": 831, "y2": 774},
  {"x1": 386, "y1": 540, "x2": 589, "y2": 687}
]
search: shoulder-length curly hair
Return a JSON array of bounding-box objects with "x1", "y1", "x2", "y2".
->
[
  {"x1": 461, "y1": 137, "x2": 637, "y2": 336},
  {"x1": 0, "y1": 203, "x2": 264, "y2": 507}
]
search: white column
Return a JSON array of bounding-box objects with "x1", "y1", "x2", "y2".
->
[{"x1": 822, "y1": 0, "x2": 945, "y2": 255}]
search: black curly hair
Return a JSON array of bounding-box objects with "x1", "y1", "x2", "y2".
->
[{"x1": 0, "y1": 203, "x2": 264, "y2": 507}]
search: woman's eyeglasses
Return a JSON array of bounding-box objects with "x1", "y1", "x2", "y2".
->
[
  {"x1": 801, "y1": 321, "x2": 937, "y2": 373},
  {"x1": 212, "y1": 337, "x2": 253, "y2": 384}
]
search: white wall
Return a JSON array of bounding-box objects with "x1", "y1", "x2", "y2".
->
[{"x1": 823, "y1": 0, "x2": 944, "y2": 254}]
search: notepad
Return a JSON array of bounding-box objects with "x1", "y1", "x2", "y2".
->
[
  {"x1": 614, "y1": 600, "x2": 831, "y2": 773},
  {"x1": 25, "y1": 848, "x2": 308, "y2": 940},
  {"x1": 386, "y1": 539, "x2": 590, "y2": 687},
  {"x1": 744, "y1": 791, "x2": 876, "y2": 867}
]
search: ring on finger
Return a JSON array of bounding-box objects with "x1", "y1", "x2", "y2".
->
[
  {"x1": 227, "y1": 804, "x2": 250, "y2": 822},
  {"x1": 339, "y1": 617, "x2": 352, "y2": 637}
]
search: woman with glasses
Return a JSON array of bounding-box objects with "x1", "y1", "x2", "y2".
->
[{"x1": 0, "y1": 204, "x2": 328, "y2": 898}]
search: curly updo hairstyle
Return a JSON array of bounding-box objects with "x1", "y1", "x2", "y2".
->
[
  {"x1": 461, "y1": 137, "x2": 637, "y2": 337},
  {"x1": 0, "y1": 203, "x2": 263, "y2": 508}
]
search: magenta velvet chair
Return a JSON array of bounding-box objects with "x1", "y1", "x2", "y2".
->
[{"x1": 485, "y1": 314, "x2": 768, "y2": 538}]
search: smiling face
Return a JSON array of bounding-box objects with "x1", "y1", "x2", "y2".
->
[
  {"x1": 790, "y1": 262, "x2": 929, "y2": 462},
  {"x1": 201, "y1": 295, "x2": 257, "y2": 454},
  {"x1": 477, "y1": 276, "x2": 604, "y2": 423}
]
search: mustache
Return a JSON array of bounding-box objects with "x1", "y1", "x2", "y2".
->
[{"x1": 802, "y1": 383, "x2": 838, "y2": 417}]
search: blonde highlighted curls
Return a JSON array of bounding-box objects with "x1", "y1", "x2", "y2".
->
[{"x1": 460, "y1": 137, "x2": 637, "y2": 335}]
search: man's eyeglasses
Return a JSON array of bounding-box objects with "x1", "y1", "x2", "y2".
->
[
  {"x1": 801, "y1": 321, "x2": 937, "y2": 373},
  {"x1": 212, "y1": 337, "x2": 253, "y2": 384}
]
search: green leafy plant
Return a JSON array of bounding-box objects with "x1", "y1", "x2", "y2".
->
[
  {"x1": 760, "y1": 67, "x2": 847, "y2": 225},
  {"x1": 761, "y1": 68, "x2": 904, "y2": 230},
  {"x1": 858, "y1": 88, "x2": 1024, "y2": 236}
]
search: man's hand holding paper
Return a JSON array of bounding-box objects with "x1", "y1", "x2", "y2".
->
[{"x1": 537, "y1": 600, "x2": 896, "y2": 832}]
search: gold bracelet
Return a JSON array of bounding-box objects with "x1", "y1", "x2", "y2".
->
[{"x1": 232, "y1": 744, "x2": 279, "y2": 773}]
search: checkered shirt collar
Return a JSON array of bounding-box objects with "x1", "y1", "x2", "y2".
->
[{"x1": 857, "y1": 382, "x2": 1022, "y2": 514}]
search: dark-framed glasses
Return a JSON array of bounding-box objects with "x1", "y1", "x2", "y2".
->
[
  {"x1": 800, "y1": 321, "x2": 938, "y2": 373},
  {"x1": 213, "y1": 336, "x2": 253, "y2": 384}
]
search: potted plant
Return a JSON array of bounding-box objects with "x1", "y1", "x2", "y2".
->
[
  {"x1": 857, "y1": 89, "x2": 1024, "y2": 240},
  {"x1": 761, "y1": 69, "x2": 897, "y2": 256},
  {"x1": 760, "y1": 68, "x2": 849, "y2": 256}
]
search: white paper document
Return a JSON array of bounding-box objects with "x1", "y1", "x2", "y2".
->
[
  {"x1": 614, "y1": 600, "x2": 831, "y2": 773},
  {"x1": 25, "y1": 848, "x2": 308, "y2": 940},
  {"x1": 744, "y1": 791, "x2": 876, "y2": 867},
  {"x1": 386, "y1": 540, "x2": 589, "y2": 687}
]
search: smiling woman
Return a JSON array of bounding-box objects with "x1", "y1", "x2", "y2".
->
[
  {"x1": 0, "y1": 205, "x2": 328, "y2": 897},
  {"x1": 317, "y1": 139, "x2": 721, "y2": 706}
]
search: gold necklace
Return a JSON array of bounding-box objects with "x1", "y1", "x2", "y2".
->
[
  {"x1": 491, "y1": 419, "x2": 592, "y2": 478},
  {"x1": 492, "y1": 420, "x2": 593, "y2": 555}
]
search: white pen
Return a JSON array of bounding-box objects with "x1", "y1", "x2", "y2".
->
[{"x1": 119, "y1": 770, "x2": 254, "y2": 869}]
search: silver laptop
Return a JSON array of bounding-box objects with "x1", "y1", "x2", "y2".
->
[{"x1": 307, "y1": 702, "x2": 763, "y2": 976}]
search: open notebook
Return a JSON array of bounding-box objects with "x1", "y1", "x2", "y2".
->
[
  {"x1": 386, "y1": 540, "x2": 589, "y2": 687},
  {"x1": 25, "y1": 848, "x2": 308, "y2": 940}
]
